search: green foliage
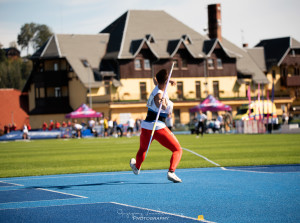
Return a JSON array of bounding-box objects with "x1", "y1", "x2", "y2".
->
[
  {"x1": 0, "y1": 134, "x2": 299, "y2": 178},
  {"x1": 0, "y1": 55, "x2": 32, "y2": 90},
  {"x1": 17, "y1": 23, "x2": 53, "y2": 54},
  {"x1": 32, "y1": 24, "x2": 53, "y2": 50},
  {"x1": 17, "y1": 23, "x2": 36, "y2": 54}
]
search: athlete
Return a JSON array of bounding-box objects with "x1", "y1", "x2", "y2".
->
[{"x1": 130, "y1": 69, "x2": 183, "y2": 183}]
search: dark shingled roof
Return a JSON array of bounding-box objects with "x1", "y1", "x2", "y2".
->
[{"x1": 255, "y1": 36, "x2": 300, "y2": 70}]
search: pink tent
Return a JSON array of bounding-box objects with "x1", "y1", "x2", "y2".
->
[
  {"x1": 189, "y1": 95, "x2": 232, "y2": 113},
  {"x1": 65, "y1": 104, "x2": 102, "y2": 119}
]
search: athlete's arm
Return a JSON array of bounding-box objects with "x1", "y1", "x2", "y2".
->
[{"x1": 154, "y1": 93, "x2": 167, "y2": 110}]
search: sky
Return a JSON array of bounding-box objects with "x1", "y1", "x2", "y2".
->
[{"x1": 1, "y1": 0, "x2": 300, "y2": 56}]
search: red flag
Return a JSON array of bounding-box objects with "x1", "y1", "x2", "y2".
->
[
  {"x1": 247, "y1": 85, "x2": 251, "y2": 119},
  {"x1": 258, "y1": 84, "x2": 261, "y2": 120}
]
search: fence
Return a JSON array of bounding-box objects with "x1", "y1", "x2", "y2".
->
[{"x1": 235, "y1": 120, "x2": 266, "y2": 134}]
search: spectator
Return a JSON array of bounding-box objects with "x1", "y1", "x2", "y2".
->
[
  {"x1": 49, "y1": 120, "x2": 54, "y2": 131},
  {"x1": 22, "y1": 124, "x2": 29, "y2": 140},
  {"x1": 135, "y1": 118, "x2": 141, "y2": 135},
  {"x1": 196, "y1": 110, "x2": 207, "y2": 138},
  {"x1": 55, "y1": 121, "x2": 61, "y2": 129},
  {"x1": 217, "y1": 113, "x2": 224, "y2": 133},
  {"x1": 4, "y1": 124, "x2": 9, "y2": 134},
  {"x1": 113, "y1": 119, "x2": 118, "y2": 136},
  {"x1": 103, "y1": 117, "x2": 109, "y2": 137},
  {"x1": 224, "y1": 111, "x2": 232, "y2": 133},
  {"x1": 213, "y1": 119, "x2": 221, "y2": 133},
  {"x1": 42, "y1": 121, "x2": 48, "y2": 131},
  {"x1": 88, "y1": 118, "x2": 96, "y2": 129},
  {"x1": 108, "y1": 118, "x2": 114, "y2": 136},
  {"x1": 62, "y1": 121, "x2": 67, "y2": 128},
  {"x1": 127, "y1": 117, "x2": 135, "y2": 137},
  {"x1": 73, "y1": 120, "x2": 83, "y2": 138},
  {"x1": 117, "y1": 123, "x2": 124, "y2": 137},
  {"x1": 11, "y1": 123, "x2": 17, "y2": 131}
]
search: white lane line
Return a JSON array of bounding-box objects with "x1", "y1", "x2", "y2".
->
[
  {"x1": 0, "y1": 181, "x2": 24, "y2": 187},
  {"x1": 182, "y1": 147, "x2": 221, "y2": 167},
  {"x1": 111, "y1": 201, "x2": 216, "y2": 223},
  {"x1": 0, "y1": 198, "x2": 86, "y2": 206},
  {"x1": 0, "y1": 202, "x2": 109, "y2": 210},
  {"x1": 220, "y1": 167, "x2": 276, "y2": 174},
  {"x1": 36, "y1": 188, "x2": 88, "y2": 199}
]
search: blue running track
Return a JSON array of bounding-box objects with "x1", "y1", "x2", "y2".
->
[{"x1": 0, "y1": 165, "x2": 300, "y2": 223}]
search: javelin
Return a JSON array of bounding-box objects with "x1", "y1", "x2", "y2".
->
[{"x1": 140, "y1": 62, "x2": 175, "y2": 169}]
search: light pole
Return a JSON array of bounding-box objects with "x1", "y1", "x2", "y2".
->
[
  {"x1": 204, "y1": 56, "x2": 208, "y2": 97},
  {"x1": 81, "y1": 59, "x2": 92, "y2": 108}
]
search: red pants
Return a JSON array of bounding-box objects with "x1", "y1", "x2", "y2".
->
[{"x1": 136, "y1": 127, "x2": 182, "y2": 172}]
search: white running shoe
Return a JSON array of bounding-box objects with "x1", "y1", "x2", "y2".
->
[
  {"x1": 167, "y1": 171, "x2": 182, "y2": 183},
  {"x1": 130, "y1": 158, "x2": 140, "y2": 175}
]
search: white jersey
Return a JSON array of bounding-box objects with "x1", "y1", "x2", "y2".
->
[
  {"x1": 142, "y1": 86, "x2": 173, "y2": 131},
  {"x1": 23, "y1": 125, "x2": 28, "y2": 134},
  {"x1": 146, "y1": 86, "x2": 173, "y2": 117},
  {"x1": 128, "y1": 118, "x2": 135, "y2": 128}
]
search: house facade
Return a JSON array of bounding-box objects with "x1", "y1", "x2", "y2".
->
[
  {"x1": 24, "y1": 6, "x2": 277, "y2": 128},
  {"x1": 255, "y1": 37, "x2": 300, "y2": 115}
]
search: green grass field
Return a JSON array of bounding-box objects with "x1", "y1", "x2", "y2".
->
[{"x1": 0, "y1": 134, "x2": 299, "y2": 178}]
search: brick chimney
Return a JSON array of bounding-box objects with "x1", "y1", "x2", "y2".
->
[
  {"x1": 243, "y1": 43, "x2": 249, "y2": 48},
  {"x1": 208, "y1": 4, "x2": 222, "y2": 41}
]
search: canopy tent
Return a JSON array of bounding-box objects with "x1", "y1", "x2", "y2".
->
[
  {"x1": 65, "y1": 104, "x2": 102, "y2": 119},
  {"x1": 189, "y1": 95, "x2": 232, "y2": 113}
]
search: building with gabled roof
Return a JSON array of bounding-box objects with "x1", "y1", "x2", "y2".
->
[
  {"x1": 23, "y1": 5, "x2": 283, "y2": 128},
  {"x1": 255, "y1": 37, "x2": 300, "y2": 114}
]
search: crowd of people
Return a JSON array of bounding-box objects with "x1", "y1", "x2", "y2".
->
[
  {"x1": 1, "y1": 111, "x2": 233, "y2": 139},
  {"x1": 192, "y1": 111, "x2": 233, "y2": 137},
  {"x1": 1, "y1": 123, "x2": 31, "y2": 134},
  {"x1": 37, "y1": 117, "x2": 143, "y2": 139}
]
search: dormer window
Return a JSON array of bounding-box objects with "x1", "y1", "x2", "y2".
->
[
  {"x1": 207, "y1": 59, "x2": 214, "y2": 69},
  {"x1": 173, "y1": 59, "x2": 179, "y2": 69},
  {"x1": 144, "y1": 59, "x2": 151, "y2": 70},
  {"x1": 54, "y1": 63, "x2": 58, "y2": 71},
  {"x1": 217, "y1": 58, "x2": 223, "y2": 69},
  {"x1": 182, "y1": 59, "x2": 187, "y2": 68},
  {"x1": 134, "y1": 59, "x2": 142, "y2": 70}
]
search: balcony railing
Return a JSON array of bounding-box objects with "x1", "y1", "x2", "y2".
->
[
  {"x1": 33, "y1": 70, "x2": 69, "y2": 86},
  {"x1": 35, "y1": 96, "x2": 69, "y2": 108}
]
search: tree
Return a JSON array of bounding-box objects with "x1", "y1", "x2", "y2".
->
[
  {"x1": 0, "y1": 50, "x2": 32, "y2": 90},
  {"x1": 17, "y1": 23, "x2": 53, "y2": 55},
  {"x1": 17, "y1": 23, "x2": 36, "y2": 55},
  {"x1": 32, "y1": 24, "x2": 53, "y2": 50}
]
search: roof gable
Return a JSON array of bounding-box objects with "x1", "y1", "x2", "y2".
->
[
  {"x1": 102, "y1": 10, "x2": 207, "y2": 59},
  {"x1": 203, "y1": 38, "x2": 236, "y2": 58},
  {"x1": 29, "y1": 34, "x2": 110, "y2": 89},
  {"x1": 100, "y1": 11, "x2": 128, "y2": 56},
  {"x1": 255, "y1": 37, "x2": 291, "y2": 70},
  {"x1": 167, "y1": 39, "x2": 195, "y2": 58},
  {"x1": 130, "y1": 39, "x2": 158, "y2": 58},
  {"x1": 247, "y1": 47, "x2": 266, "y2": 72}
]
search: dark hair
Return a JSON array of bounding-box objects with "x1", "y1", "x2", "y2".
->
[{"x1": 156, "y1": 69, "x2": 168, "y2": 85}]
